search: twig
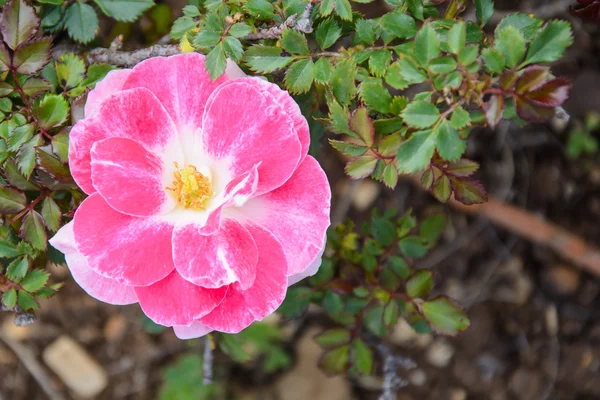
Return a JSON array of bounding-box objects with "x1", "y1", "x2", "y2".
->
[
  {"x1": 86, "y1": 3, "x2": 314, "y2": 67},
  {"x1": 202, "y1": 335, "x2": 213, "y2": 385},
  {"x1": 0, "y1": 333, "x2": 66, "y2": 400},
  {"x1": 376, "y1": 343, "x2": 415, "y2": 400}
]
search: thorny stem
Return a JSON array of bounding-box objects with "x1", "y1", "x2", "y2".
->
[
  {"x1": 11, "y1": 70, "x2": 52, "y2": 140},
  {"x1": 7, "y1": 191, "x2": 48, "y2": 226}
]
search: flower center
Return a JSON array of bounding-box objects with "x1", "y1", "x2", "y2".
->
[{"x1": 168, "y1": 162, "x2": 212, "y2": 210}]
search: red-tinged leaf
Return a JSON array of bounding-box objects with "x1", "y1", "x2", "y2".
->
[
  {"x1": 329, "y1": 139, "x2": 368, "y2": 157},
  {"x1": 516, "y1": 65, "x2": 551, "y2": 93},
  {"x1": 523, "y1": 77, "x2": 571, "y2": 107},
  {"x1": 20, "y1": 210, "x2": 47, "y2": 251},
  {"x1": 0, "y1": 186, "x2": 26, "y2": 213},
  {"x1": 421, "y1": 168, "x2": 434, "y2": 189},
  {"x1": 445, "y1": 159, "x2": 480, "y2": 177},
  {"x1": 570, "y1": 1, "x2": 600, "y2": 23},
  {"x1": 345, "y1": 155, "x2": 378, "y2": 179},
  {"x1": 22, "y1": 77, "x2": 51, "y2": 97},
  {"x1": 330, "y1": 280, "x2": 354, "y2": 295},
  {"x1": 349, "y1": 107, "x2": 375, "y2": 147},
  {"x1": 432, "y1": 174, "x2": 451, "y2": 202},
  {"x1": 0, "y1": 43, "x2": 10, "y2": 72},
  {"x1": 485, "y1": 94, "x2": 505, "y2": 129},
  {"x1": 382, "y1": 163, "x2": 398, "y2": 189},
  {"x1": 514, "y1": 97, "x2": 556, "y2": 122},
  {"x1": 12, "y1": 38, "x2": 52, "y2": 75},
  {"x1": 451, "y1": 177, "x2": 488, "y2": 205},
  {"x1": 498, "y1": 70, "x2": 517, "y2": 90},
  {"x1": 0, "y1": 0, "x2": 39, "y2": 50},
  {"x1": 36, "y1": 146, "x2": 72, "y2": 182}
]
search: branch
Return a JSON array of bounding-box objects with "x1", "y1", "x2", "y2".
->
[{"x1": 86, "y1": 3, "x2": 314, "y2": 67}]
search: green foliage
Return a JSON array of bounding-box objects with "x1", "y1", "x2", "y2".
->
[
  {"x1": 566, "y1": 112, "x2": 599, "y2": 159},
  {"x1": 159, "y1": 354, "x2": 220, "y2": 400}
]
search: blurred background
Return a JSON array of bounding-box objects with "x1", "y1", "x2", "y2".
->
[{"x1": 2, "y1": 0, "x2": 600, "y2": 399}]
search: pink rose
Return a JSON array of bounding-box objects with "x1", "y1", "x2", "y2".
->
[{"x1": 50, "y1": 53, "x2": 331, "y2": 338}]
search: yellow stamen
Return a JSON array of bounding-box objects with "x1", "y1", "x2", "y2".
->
[{"x1": 167, "y1": 162, "x2": 211, "y2": 210}]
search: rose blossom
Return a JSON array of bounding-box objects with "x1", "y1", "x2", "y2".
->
[{"x1": 50, "y1": 53, "x2": 331, "y2": 338}]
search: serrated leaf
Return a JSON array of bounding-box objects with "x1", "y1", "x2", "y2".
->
[
  {"x1": 228, "y1": 22, "x2": 251, "y2": 38},
  {"x1": 0, "y1": 81, "x2": 13, "y2": 97},
  {"x1": 396, "y1": 129, "x2": 436, "y2": 173},
  {"x1": 36, "y1": 146, "x2": 71, "y2": 182},
  {"x1": 385, "y1": 61, "x2": 409, "y2": 90},
  {"x1": 244, "y1": 46, "x2": 293, "y2": 73},
  {"x1": 380, "y1": 11, "x2": 417, "y2": 39},
  {"x1": 20, "y1": 269, "x2": 49, "y2": 292},
  {"x1": 3, "y1": 159, "x2": 38, "y2": 190},
  {"x1": 17, "y1": 290, "x2": 38, "y2": 310},
  {"x1": 65, "y1": 2, "x2": 99, "y2": 44},
  {"x1": 400, "y1": 236, "x2": 428, "y2": 258},
  {"x1": 495, "y1": 25, "x2": 525, "y2": 68},
  {"x1": 222, "y1": 36, "x2": 243, "y2": 61},
  {"x1": 415, "y1": 24, "x2": 440, "y2": 66},
  {"x1": 474, "y1": 0, "x2": 494, "y2": 26},
  {"x1": 481, "y1": 47, "x2": 505, "y2": 73},
  {"x1": 41, "y1": 197, "x2": 61, "y2": 232},
  {"x1": 436, "y1": 120, "x2": 466, "y2": 161},
  {"x1": 525, "y1": 20, "x2": 573, "y2": 66},
  {"x1": 20, "y1": 211, "x2": 47, "y2": 251},
  {"x1": 319, "y1": 345, "x2": 349, "y2": 375},
  {"x1": 523, "y1": 77, "x2": 571, "y2": 107},
  {"x1": 349, "y1": 107, "x2": 374, "y2": 146},
  {"x1": 0, "y1": 43, "x2": 10, "y2": 72},
  {"x1": 334, "y1": 0, "x2": 352, "y2": 20},
  {"x1": 7, "y1": 256, "x2": 28, "y2": 282},
  {"x1": 170, "y1": 15, "x2": 195, "y2": 39},
  {"x1": 447, "y1": 21, "x2": 466, "y2": 54},
  {"x1": 2, "y1": 288, "x2": 16, "y2": 309},
  {"x1": 245, "y1": 0, "x2": 275, "y2": 19},
  {"x1": 93, "y1": 0, "x2": 154, "y2": 22},
  {"x1": 205, "y1": 42, "x2": 226, "y2": 80},
  {"x1": 0, "y1": 186, "x2": 26, "y2": 214},
  {"x1": 281, "y1": 28, "x2": 309, "y2": 55},
  {"x1": 497, "y1": 13, "x2": 542, "y2": 41},
  {"x1": 407, "y1": 269, "x2": 433, "y2": 298},
  {"x1": 428, "y1": 57, "x2": 457, "y2": 74},
  {"x1": 12, "y1": 38, "x2": 52, "y2": 75},
  {"x1": 0, "y1": 239, "x2": 20, "y2": 258},
  {"x1": 22, "y1": 77, "x2": 51, "y2": 97},
  {"x1": 35, "y1": 94, "x2": 69, "y2": 129},
  {"x1": 407, "y1": 0, "x2": 423, "y2": 19},
  {"x1": 329, "y1": 139, "x2": 368, "y2": 157},
  {"x1": 314, "y1": 57, "x2": 333, "y2": 84},
  {"x1": 422, "y1": 297, "x2": 470, "y2": 335},
  {"x1": 402, "y1": 101, "x2": 440, "y2": 128},
  {"x1": 450, "y1": 106, "x2": 471, "y2": 129},
  {"x1": 458, "y1": 45, "x2": 478, "y2": 65},
  {"x1": 16, "y1": 133, "x2": 43, "y2": 179},
  {"x1": 451, "y1": 177, "x2": 488, "y2": 205},
  {"x1": 328, "y1": 98, "x2": 355, "y2": 136},
  {"x1": 285, "y1": 59, "x2": 314, "y2": 94},
  {"x1": 446, "y1": 159, "x2": 479, "y2": 177},
  {"x1": 55, "y1": 53, "x2": 85, "y2": 89},
  {"x1": 315, "y1": 329, "x2": 351, "y2": 348},
  {"x1": 360, "y1": 79, "x2": 392, "y2": 114},
  {"x1": 351, "y1": 339, "x2": 373, "y2": 375},
  {"x1": 0, "y1": 0, "x2": 39, "y2": 50},
  {"x1": 433, "y1": 174, "x2": 451, "y2": 202},
  {"x1": 331, "y1": 59, "x2": 356, "y2": 106},
  {"x1": 398, "y1": 57, "x2": 426, "y2": 84},
  {"x1": 51, "y1": 129, "x2": 69, "y2": 163},
  {"x1": 7, "y1": 123, "x2": 33, "y2": 152},
  {"x1": 316, "y1": 19, "x2": 341, "y2": 50},
  {"x1": 382, "y1": 163, "x2": 398, "y2": 188},
  {"x1": 345, "y1": 155, "x2": 378, "y2": 179},
  {"x1": 355, "y1": 19, "x2": 377, "y2": 45}
]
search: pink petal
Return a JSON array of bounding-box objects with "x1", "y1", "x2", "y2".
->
[
  {"x1": 85, "y1": 69, "x2": 132, "y2": 117},
  {"x1": 200, "y1": 224, "x2": 287, "y2": 333},
  {"x1": 123, "y1": 53, "x2": 229, "y2": 129},
  {"x1": 91, "y1": 137, "x2": 174, "y2": 217},
  {"x1": 173, "y1": 218, "x2": 258, "y2": 290},
  {"x1": 173, "y1": 321, "x2": 213, "y2": 340},
  {"x1": 135, "y1": 270, "x2": 228, "y2": 326},
  {"x1": 242, "y1": 156, "x2": 331, "y2": 275},
  {"x1": 69, "y1": 119, "x2": 110, "y2": 194},
  {"x1": 287, "y1": 239, "x2": 326, "y2": 286},
  {"x1": 249, "y1": 77, "x2": 310, "y2": 161},
  {"x1": 201, "y1": 79, "x2": 302, "y2": 196},
  {"x1": 49, "y1": 223, "x2": 137, "y2": 305},
  {"x1": 73, "y1": 193, "x2": 175, "y2": 286}
]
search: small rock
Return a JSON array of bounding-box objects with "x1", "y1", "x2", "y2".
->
[
  {"x1": 543, "y1": 264, "x2": 581, "y2": 295},
  {"x1": 494, "y1": 258, "x2": 532, "y2": 305},
  {"x1": 545, "y1": 305, "x2": 559, "y2": 336},
  {"x1": 352, "y1": 180, "x2": 381, "y2": 211},
  {"x1": 391, "y1": 318, "x2": 432, "y2": 348},
  {"x1": 449, "y1": 387, "x2": 468, "y2": 400},
  {"x1": 42, "y1": 335, "x2": 108, "y2": 398},
  {"x1": 508, "y1": 367, "x2": 542, "y2": 400},
  {"x1": 426, "y1": 339, "x2": 455, "y2": 368},
  {"x1": 409, "y1": 369, "x2": 426, "y2": 386},
  {"x1": 103, "y1": 314, "x2": 127, "y2": 342}
]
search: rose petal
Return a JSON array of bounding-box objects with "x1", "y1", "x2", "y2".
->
[
  {"x1": 201, "y1": 79, "x2": 302, "y2": 196},
  {"x1": 123, "y1": 53, "x2": 228, "y2": 130},
  {"x1": 91, "y1": 137, "x2": 175, "y2": 217},
  {"x1": 49, "y1": 223, "x2": 137, "y2": 305},
  {"x1": 173, "y1": 218, "x2": 258, "y2": 290},
  {"x1": 69, "y1": 119, "x2": 110, "y2": 194},
  {"x1": 73, "y1": 193, "x2": 175, "y2": 286},
  {"x1": 85, "y1": 69, "x2": 132, "y2": 117},
  {"x1": 287, "y1": 239, "x2": 326, "y2": 286},
  {"x1": 173, "y1": 321, "x2": 213, "y2": 339},
  {"x1": 241, "y1": 156, "x2": 331, "y2": 275},
  {"x1": 135, "y1": 270, "x2": 227, "y2": 326},
  {"x1": 200, "y1": 224, "x2": 287, "y2": 333}
]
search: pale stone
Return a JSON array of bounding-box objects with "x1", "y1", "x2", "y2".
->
[
  {"x1": 42, "y1": 335, "x2": 108, "y2": 398},
  {"x1": 103, "y1": 314, "x2": 127, "y2": 342},
  {"x1": 426, "y1": 339, "x2": 455, "y2": 368},
  {"x1": 352, "y1": 180, "x2": 381, "y2": 211}
]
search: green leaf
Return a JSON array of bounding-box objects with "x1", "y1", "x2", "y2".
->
[
  {"x1": 244, "y1": 46, "x2": 293, "y2": 73},
  {"x1": 20, "y1": 269, "x2": 49, "y2": 292},
  {"x1": 277, "y1": 286, "x2": 311, "y2": 318},
  {"x1": 16, "y1": 133, "x2": 43, "y2": 179},
  {"x1": 222, "y1": 36, "x2": 243, "y2": 61},
  {"x1": 281, "y1": 28, "x2": 309, "y2": 55},
  {"x1": 481, "y1": 47, "x2": 505, "y2": 73},
  {"x1": 349, "y1": 107, "x2": 374, "y2": 146},
  {"x1": 0, "y1": 239, "x2": 20, "y2": 258},
  {"x1": 345, "y1": 155, "x2": 377, "y2": 179},
  {"x1": 285, "y1": 59, "x2": 314, "y2": 94},
  {"x1": 436, "y1": 120, "x2": 466, "y2": 161},
  {"x1": 368, "y1": 49, "x2": 392, "y2": 77},
  {"x1": 0, "y1": 81, "x2": 13, "y2": 97},
  {"x1": 415, "y1": 24, "x2": 440, "y2": 66},
  {"x1": 385, "y1": 62, "x2": 409, "y2": 90},
  {"x1": 355, "y1": 19, "x2": 377, "y2": 45},
  {"x1": 41, "y1": 197, "x2": 61, "y2": 233},
  {"x1": 82, "y1": 64, "x2": 114, "y2": 88},
  {"x1": 524, "y1": 20, "x2": 573, "y2": 66},
  {"x1": 327, "y1": 98, "x2": 354, "y2": 136},
  {"x1": 319, "y1": 345, "x2": 349, "y2": 375},
  {"x1": 380, "y1": 11, "x2": 417, "y2": 39},
  {"x1": 372, "y1": 216, "x2": 395, "y2": 246},
  {"x1": 407, "y1": 0, "x2": 423, "y2": 19},
  {"x1": 428, "y1": 57, "x2": 457, "y2": 74},
  {"x1": 51, "y1": 129, "x2": 69, "y2": 163},
  {"x1": 498, "y1": 13, "x2": 542, "y2": 42},
  {"x1": 445, "y1": 159, "x2": 480, "y2": 177},
  {"x1": 12, "y1": 38, "x2": 52, "y2": 75},
  {"x1": 316, "y1": 19, "x2": 342, "y2": 50},
  {"x1": 360, "y1": 79, "x2": 392, "y2": 114},
  {"x1": 20, "y1": 211, "x2": 47, "y2": 251},
  {"x1": 398, "y1": 57, "x2": 426, "y2": 84},
  {"x1": 7, "y1": 256, "x2": 29, "y2": 282},
  {"x1": 245, "y1": 0, "x2": 275, "y2": 19},
  {"x1": 351, "y1": 339, "x2": 373, "y2": 375},
  {"x1": 314, "y1": 57, "x2": 333, "y2": 84},
  {"x1": 229, "y1": 23, "x2": 251, "y2": 38},
  {"x1": 0, "y1": 0, "x2": 39, "y2": 50},
  {"x1": 205, "y1": 43, "x2": 226, "y2": 80},
  {"x1": 94, "y1": 0, "x2": 154, "y2": 22},
  {"x1": 182, "y1": 4, "x2": 200, "y2": 17},
  {"x1": 334, "y1": 0, "x2": 352, "y2": 20},
  {"x1": 402, "y1": 101, "x2": 440, "y2": 128},
  {"x1": 36, "y1": 146, "x2": 71, "y2": 182},
  {"x1": 0, "y1": 186, "x2": 26, "y2": 214},
  {"x1": 422, "y1": 297, "x2": 470, "y2": 335},
  {"x1": 383, "y1": 298, "x2": 399, "y2": 327},
  {"x1": 433, "y1": 174, "x2": 451, "y2": 202},
  {"x1": 331, "y1": 59, "x2": 356, "y2": 105},
  {"x1": 450, "y1": 105, "x2": 471, "y2": 130},
  {"x1": 3, "y1": 159, "x2": 38, "y2": 190},
  {"x1": 447, "y1": 21, "x2": 466, "y2": 54},
  {"x1": 56, "y1": 53, "x2": 86, "y2": 89},
  {"x1": 495, "y1": 25, "x2": 525, "y2": 68},
  {"x1": 2, "y1": 288, "x2": 17, "y2": 309},
  {"x1": 7, "y1": 124, "x2": 33, "y2": 152},
  {"x1": 17, "y1": 290, "x2": 38, "y2": 310},
  {"x1": 420, "y1": 214, "x2": 447, "y2": 245},
  {"x1": 315, "y1": 329, "x2": 351, "y2": 348},
  {"x1": 400, "y1": 235, "x2": 428, "y2": 258},
  {"x1": 35, "y1": 94, "x2": 69, "y2": 129},
  {"x1": 382, "y1": 163, "x2": 398, "y2": 189},
  {"x1": 407, "y1": 269, "x2": 433, "y2": 298},
  {"x1": 329, "y1": 139, "x2": 367, "y2": 157},
  {"x1": 170, "y1": 16, "x2": 195, "y2": 39},
  {"x1": 474, "y1": 0, "x2": 494, "y2": 26},
  {"x1": 388, "y1": 256, "x2": 409, "y2": 279},
  {"x1": 458, "y1": 45, "x2": 478, "y2": 65},
  {"x1": 396, "y1": 130, "x2": 436, "y2": 173},
  {"x1": 65, "y1": 2, "x2": 99, "y2": 44},
  {"x1": 22, "y1": 77, "x2": 51, "y2": 97}
]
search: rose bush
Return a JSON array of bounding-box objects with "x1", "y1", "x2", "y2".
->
[{"x1": 49, "y1": 53, "x2": 331, "y2": 338}]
